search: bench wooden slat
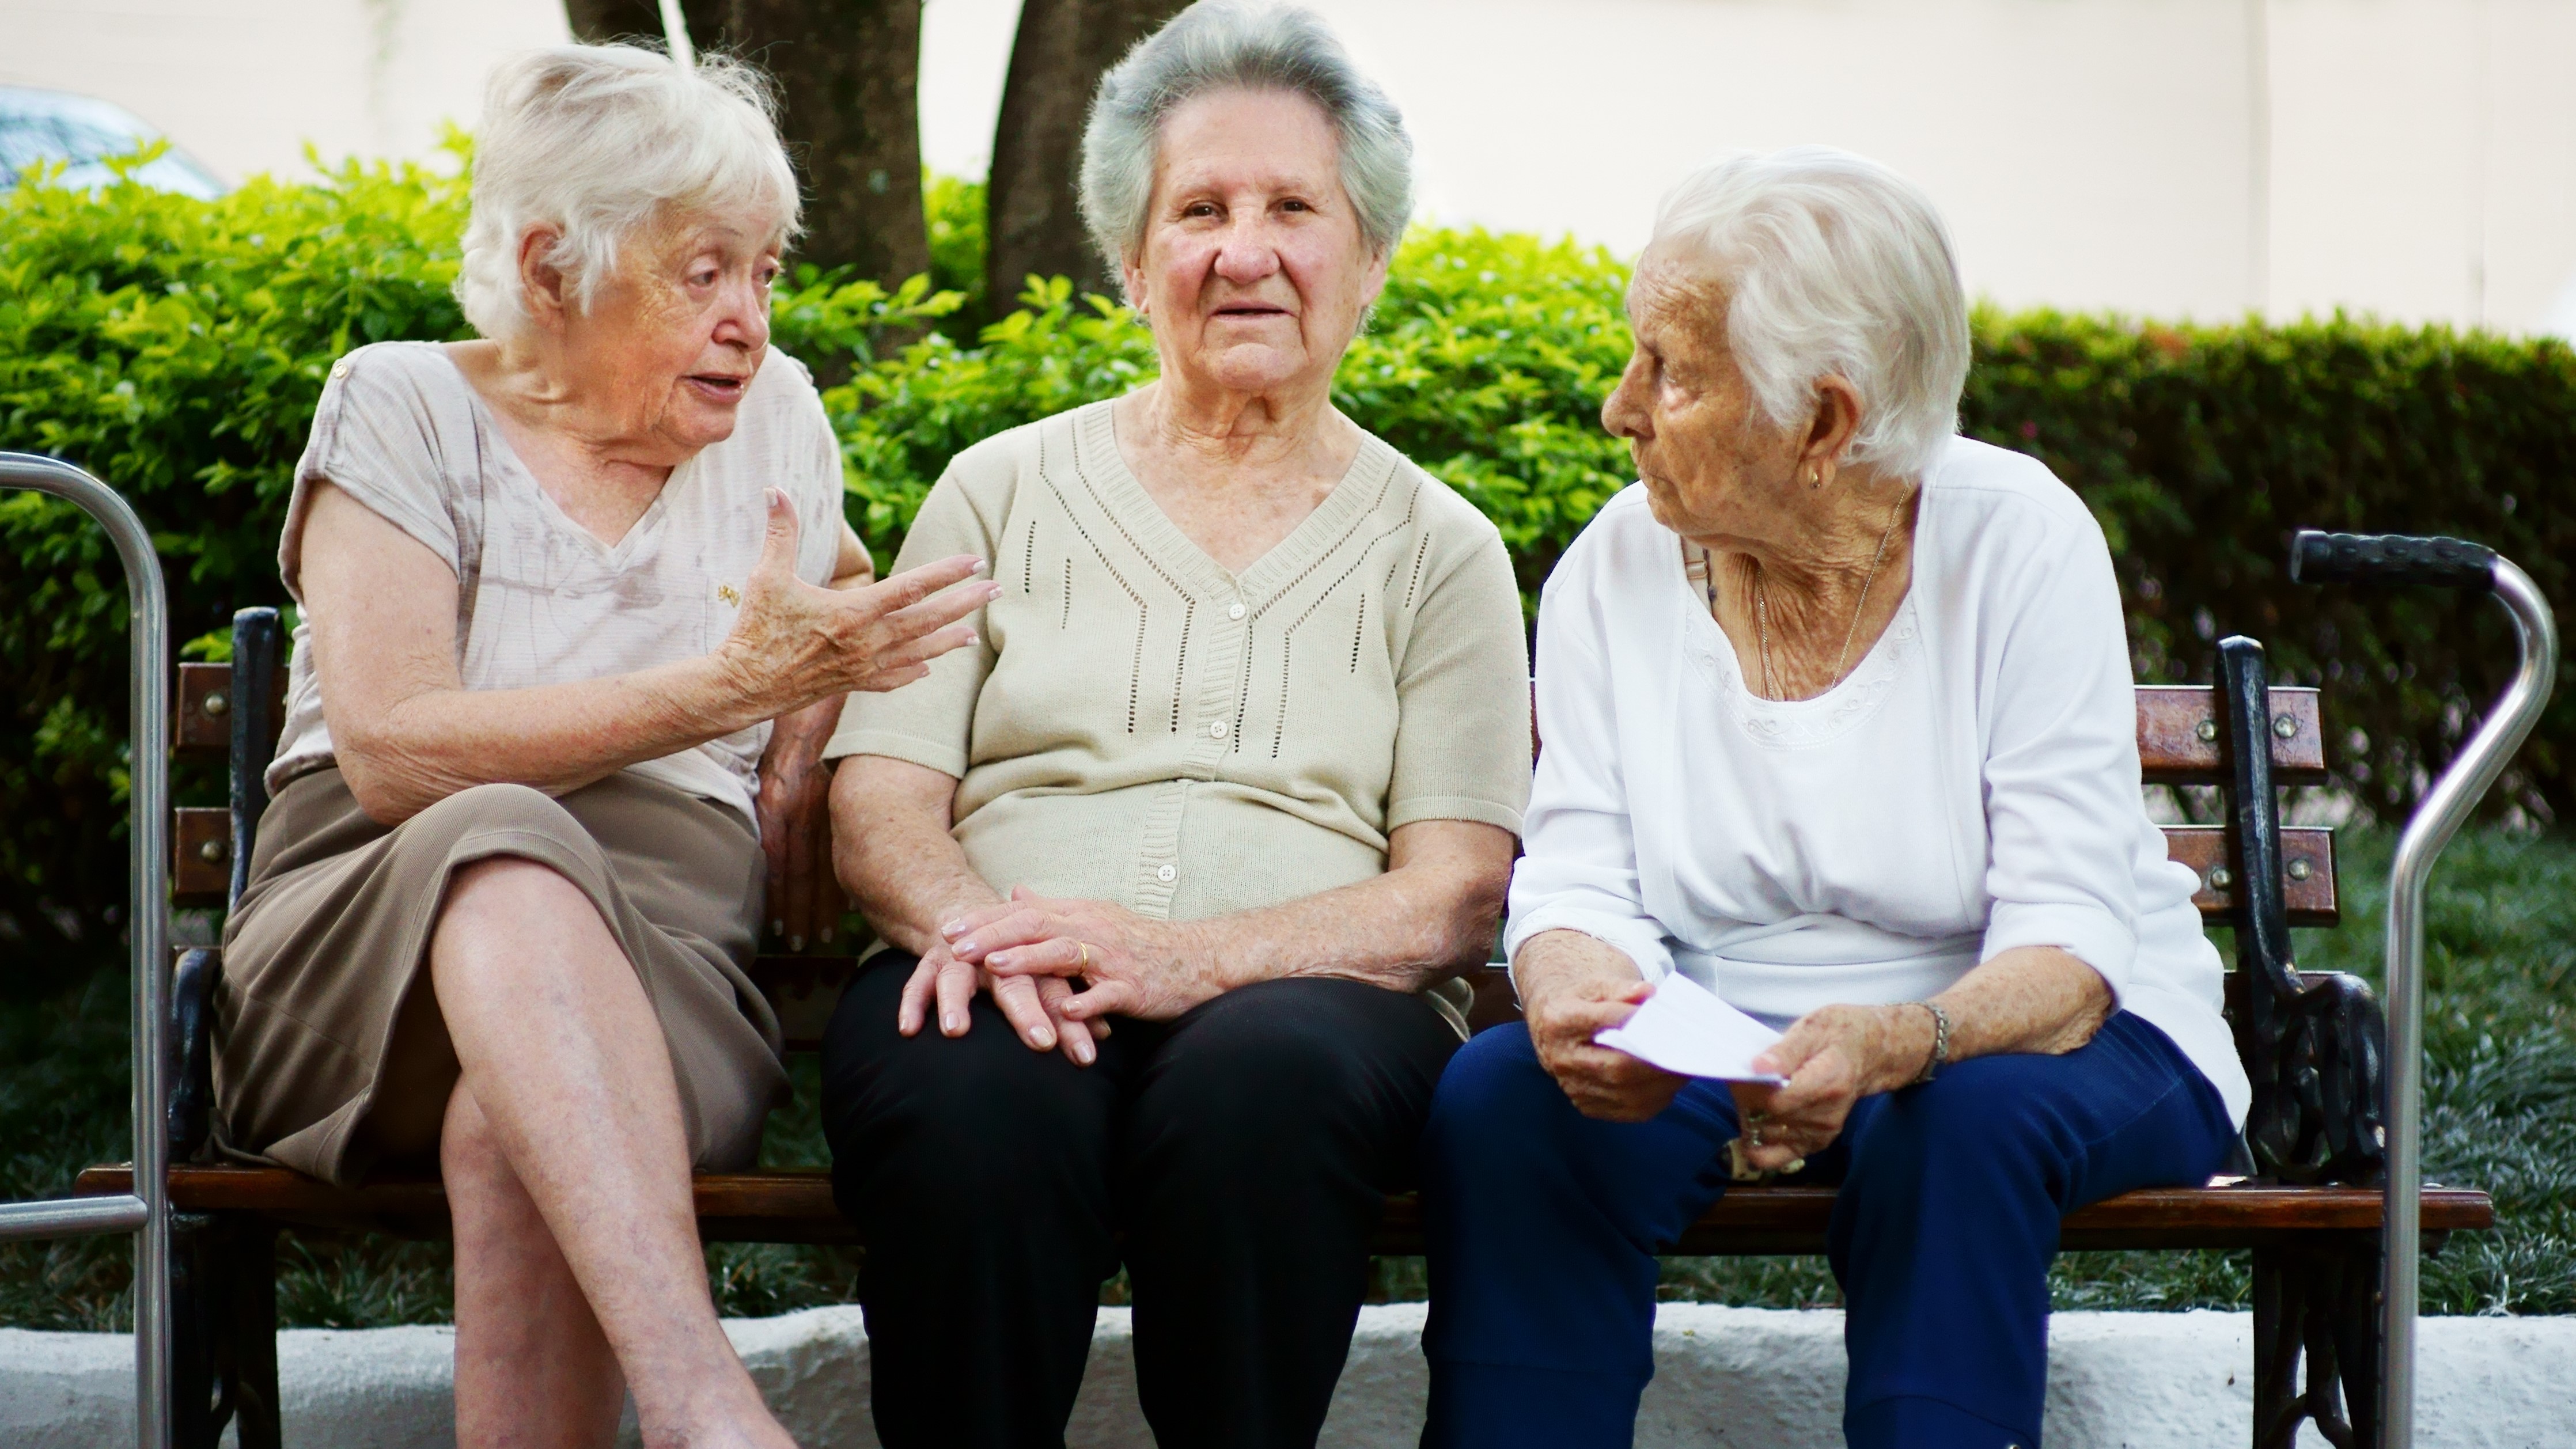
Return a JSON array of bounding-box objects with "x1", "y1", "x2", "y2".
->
[
  {"x1": 2165, "y1": 824, "x2": 2338, "y2": 926},
  {"x1": 176, "y1": 662, "x2": 235, "y2": 753},
  {"x1": 73, "y1": 1163, "x2": 2494, "y2": 1254},
  {"x1": 176, "y1": 659, "x2": 286, "y2": 758},
  {"x1": 173, "y1": 807, "x2": 231, "y2": 906},
  {"x1": 2136, "y1": 685, "x2": 2326, "y2": 786}
]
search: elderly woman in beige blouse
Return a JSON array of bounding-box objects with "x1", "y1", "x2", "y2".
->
[
  {"x1": 213, "y1": 45, "x2": 991, "y2": 1449},
  {"x1": 819, "y1": 6, "x2": 1531, "y2": 1448}
]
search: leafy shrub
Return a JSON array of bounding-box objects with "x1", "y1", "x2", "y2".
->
[
  {"x1": 5, "y1": 158, "x2": 2575, "y2": 983},
  {"x1": 1970, "y1": 313, "x2": 2576, "y2": 825},
  {"x1": 0, "y1": 153, "x2": 473, "y2": 989}
]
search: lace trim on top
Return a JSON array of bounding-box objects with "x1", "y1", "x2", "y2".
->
[{"x1": 1680, "y1": 548, "x2": 1923, "y2": 750}]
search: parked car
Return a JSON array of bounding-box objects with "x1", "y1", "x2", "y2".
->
[{"x1": 0, "y1": 86, "x2": 226, "y2": 197}]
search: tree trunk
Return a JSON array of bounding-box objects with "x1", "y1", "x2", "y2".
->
[
  {"x1": 707, "y1": 0, "x2": 931, "y2": 296},
  {"x1": 985, "y1": 0, "x2": 1189, "y2": 312},
  {"x1": 565, "y1": 1, "x2": 932, "y2": 298},
  {"x1": 563, "y1": 0, "x2": 670, "y2": 43}
]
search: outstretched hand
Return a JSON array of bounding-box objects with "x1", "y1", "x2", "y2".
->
[{"x1": 720, "y1": 489, "x2": 999, "y2": 715}]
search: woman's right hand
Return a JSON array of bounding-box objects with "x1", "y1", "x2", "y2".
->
[
  {"x1": 897, "y1": 940, "x2": 1104, "y2": 1067},
  {"x1": 719, "y1": 489, "x2": 999, "y2": 714},
  {"x1": 1517, "y1": 930, "x2": 1689, "y2": 1122}
]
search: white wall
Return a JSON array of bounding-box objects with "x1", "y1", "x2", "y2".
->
[
  {"x1": 923, "y1": 0, "x2": 2576, "y2": 335},
  {"x1": 0, "y1": 0, "x2": 569, "y2": 182},
  {"x1": 9, "y1": 0, "x2": 2575, "y2": 333}
]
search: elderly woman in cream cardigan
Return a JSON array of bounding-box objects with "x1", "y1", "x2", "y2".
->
[
  {"x1": 818, "y1": 5, "x2": 1532, "y2": 1447},
  {"x1": 1417, "y1": 149, "x2": 2252, "y2": 1449}
]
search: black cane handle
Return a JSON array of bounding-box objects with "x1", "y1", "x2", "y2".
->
[{"x1": 2289, "y1": 530, "x2": 2498, "y2": 591}]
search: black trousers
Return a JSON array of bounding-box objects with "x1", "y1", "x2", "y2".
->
[{"x1": 821, "y1": 952, "x2": 1461, "y2": 1449}]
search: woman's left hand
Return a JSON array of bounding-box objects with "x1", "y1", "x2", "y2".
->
[
  {"x1": 946, "y1": 886, "x2": 1221, "y2": 1022},
  {"x1": 754, "y1": 724, "x2": 844, "y2": 952},
  {"x1": 1736, "y1": 1003, "x2": 1937, "y2": 1172}
]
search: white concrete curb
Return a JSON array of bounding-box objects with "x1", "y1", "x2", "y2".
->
[{"x1": 6, "y1": 1304, "x2": 2574, "y2": 1447}]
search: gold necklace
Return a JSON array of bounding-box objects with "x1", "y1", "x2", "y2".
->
[{"x1": 1707, "y1": 492, "x2": 1907, "y2": 701}]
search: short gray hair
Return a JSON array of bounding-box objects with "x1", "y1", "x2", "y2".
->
[
  {"x1": 1649, "y1": 147, "x2": 1971, "y2": 481},
  {"x1": 1079, "y1": 2, "x2": 1412, "y2": 276},
  {"x1": 454, "y1": 43, "x2": 801, "y2": 341}
]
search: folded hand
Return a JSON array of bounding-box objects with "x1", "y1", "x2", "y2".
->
[
  {"x1": 945, "y1": 885, "x2": 1220, "y2": 1023},
  {"x1": 896, "y1": 938, "x2": 1104, "y2": 1066}
]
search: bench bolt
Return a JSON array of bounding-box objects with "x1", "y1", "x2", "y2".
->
[{"x1": 203, "y1": 691, "x2": 228, "y2": 718}]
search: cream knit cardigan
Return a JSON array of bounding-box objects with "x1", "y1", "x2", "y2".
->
[{"x1": 827, "y1": 400, "x2": 1533, "y2": 929}]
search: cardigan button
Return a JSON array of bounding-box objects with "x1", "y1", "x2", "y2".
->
[
  {"x1": 1156, "y1": 863, "x2": 1177, "y2": 883},
  {"x1": 1209, "y1": 720, "x2": 1228, "y2": 738},
  {"x1": 1228, "y1": 601, "x2": 1247, "y2": 620}
]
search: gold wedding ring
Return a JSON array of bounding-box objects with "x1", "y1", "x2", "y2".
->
[{"x1": 1078, "y1": 942, "x2": 1090, "y2": 972}]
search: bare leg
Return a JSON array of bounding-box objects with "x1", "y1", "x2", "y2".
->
[
  {"x1": 447, "y1": 1086, "x2": 625, "y2": 1448},
  {"x1": 431, "y1": 856, "x2": 793, "y2": 1449}
]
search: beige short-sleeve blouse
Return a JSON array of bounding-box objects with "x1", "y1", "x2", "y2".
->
[{"x1": 266, "y1": 342, "x2": 849, "y2": 826}]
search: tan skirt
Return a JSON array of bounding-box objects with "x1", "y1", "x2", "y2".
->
[{"x1": 213, "y1": 767, "x2": 787, "y2": 1187}]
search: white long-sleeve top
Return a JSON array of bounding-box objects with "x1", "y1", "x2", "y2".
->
[{"x1": 1505, "y1": 438, "x2": 2251, "y2": 1126}]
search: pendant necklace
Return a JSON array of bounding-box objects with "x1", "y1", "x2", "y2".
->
[{"x1": 1700, "y1": 492, "x2": 1907, "y2": 701}]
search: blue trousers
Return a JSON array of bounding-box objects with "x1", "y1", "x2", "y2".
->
[{"x1": 1418, "y1": 1012, "x2": 2234, "y2": 1449}]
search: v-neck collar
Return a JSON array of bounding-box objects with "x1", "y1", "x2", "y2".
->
[
  {"x1": 442, "y1": 348, "x2": 691, "y2": 563},
  {"x1": 1070, "y1": 399, "x2": 1392, "y2": 602}
]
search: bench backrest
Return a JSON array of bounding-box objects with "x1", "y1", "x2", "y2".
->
[{"x1": 170, "y1": 613, "x2": 2346, "y2": 1166}]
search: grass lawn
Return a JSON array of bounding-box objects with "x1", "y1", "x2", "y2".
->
[{"x1": 5, "y1": 824, "x2": 2572, "y2": 1330}]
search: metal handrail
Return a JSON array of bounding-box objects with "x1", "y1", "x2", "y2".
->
[
  {"x1": 2380, "y1": 558, "x2": 2556, "y2": 1448},
  {"x1": 0, "y1": 453, "x2": 172, "y2": 1449}
]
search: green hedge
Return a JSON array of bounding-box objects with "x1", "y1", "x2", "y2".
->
[{"x1": 5, "y1": 158, "x2": 2574, "y2": 984}]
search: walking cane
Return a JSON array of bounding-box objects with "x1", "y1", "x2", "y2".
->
[{"x1": 2289, "y1": 530, "x2": 2558, "y2": 1449}]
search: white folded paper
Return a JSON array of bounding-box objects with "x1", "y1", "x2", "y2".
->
[{"x1": 1594, "y1": 972, "x2": 1787, "y2": 1083}]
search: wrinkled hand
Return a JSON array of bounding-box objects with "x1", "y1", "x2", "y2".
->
[
  {"x1": 948, "y1": 886, "x2": 1218, "y2": 1023},
  {"x1": 754, "y1": 750, "x2": 842, "y2": 951},
  {"x1": 1735, "y1": 1004, "x2": 1935, "y2": 1171},
  {"x1": 720, "y1": 488, "x2": 998, "y2": 714},
  {"x1": 1525, "y1": 970, "x2": 1689, "y2": 1123},
  {"x1": 895, "y1": 938, "x2": 1104, "y2": 1065}
]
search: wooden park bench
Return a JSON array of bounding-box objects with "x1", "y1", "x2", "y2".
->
[{"x1": 78, "y1": 606, "x2": 2491, "y2": 1449}]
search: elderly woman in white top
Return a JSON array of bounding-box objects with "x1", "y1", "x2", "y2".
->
[
  {"x1": 1416, "y1": 149, "x2": 2250, "y2": 1449},
  {"x1": 213, "y1": 46, "x2": 992, "y2": 1449},
  {"x1": 817, "y1": 6, "x2": 1531, "y2": 1448}
]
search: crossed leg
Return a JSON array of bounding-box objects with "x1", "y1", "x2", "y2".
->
[{"x1": 432, "y1": 855, "x2": 794, "y2": 1449}]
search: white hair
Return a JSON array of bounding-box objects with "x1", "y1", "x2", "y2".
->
[
  {"x1": 453, "y1": 43, "x2": 801, "y2": 340},
  {"x1": 1647, "y1": 147, "x2": 1971, "y2": 481},
  {"x1": 1079, "y1": 2, "x2": 1412, "y2": 277}
]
